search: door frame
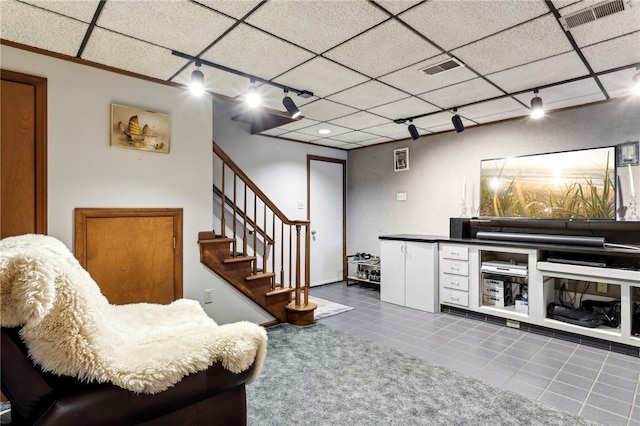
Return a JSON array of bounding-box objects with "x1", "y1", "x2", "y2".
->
[
  {"x1": 307, "y1": 155, "x2": 347, "y2": 281},
  {"x1": 1, "y1": 69, "x2": 48, "y2": 234}
]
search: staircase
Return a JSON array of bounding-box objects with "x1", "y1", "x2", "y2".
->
[{"x1": 198, "y1": 143, "x2": 316, "y2": 325}]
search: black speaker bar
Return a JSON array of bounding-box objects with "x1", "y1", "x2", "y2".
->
[{"x1": 476, "y1": 232, "x2": 605, "y2": 248}]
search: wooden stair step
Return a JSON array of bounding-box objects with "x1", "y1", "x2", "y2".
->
[
  {"x1": 246, "y1": 272, "x2": 276, "y2": 281},
  {"x1": 266, "y1": 287, "x2": 294, "y2": 297},
  {"x1": 223, "y1": 256, "x2": 256, "y2": 264}
]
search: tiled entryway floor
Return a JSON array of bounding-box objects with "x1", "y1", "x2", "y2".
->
[{"x1": 310, "y1": 282, "x2": 640, "y2": 426}]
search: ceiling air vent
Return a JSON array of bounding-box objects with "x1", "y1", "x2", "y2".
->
[
  {"x1": 419, "y1": 59, "x2": 463, "y2": 76},
  {"x1": 559, "y1": 0, "x2": 627, "y2": 30}
]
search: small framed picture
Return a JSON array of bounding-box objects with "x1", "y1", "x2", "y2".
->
[
  {"x1": 617, "y1": 141, "x2": 639, "y2": 166},
  {"x1": 394, "y1": 147, "x2": 409, "y2": 172}
]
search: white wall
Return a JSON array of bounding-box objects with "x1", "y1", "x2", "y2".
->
[
  {"x1": 0, "y1": 45, "x2": 344, "y2": 324},
  {"x1": 347, "y1": 97, "x2": 640, "y2": 256}
]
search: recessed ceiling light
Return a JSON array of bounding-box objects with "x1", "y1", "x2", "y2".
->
[{"x1": 318, "y1": 129, "x2": 331, "y2": 135}]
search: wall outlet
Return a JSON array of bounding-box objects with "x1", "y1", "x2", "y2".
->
[
  {"x1": 506, "y1": 319, "x2": 520, "y2": 329},
  {"x1": 396, "y1": 192, "x2": 407, "y2": 201},
  {"x1": 597, "y1": 283, "x2": 608, "y2": 293},
  {"x1": 204, "y1": 289, "x2": 213, "y2": 304},
  {"x1": 297, "y1": 201, "x2": 304, "y2": 209}
]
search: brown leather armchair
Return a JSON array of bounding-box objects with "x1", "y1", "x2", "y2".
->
[{"x1": 1, "y1": 326, "x2": 255, "y2": 426}]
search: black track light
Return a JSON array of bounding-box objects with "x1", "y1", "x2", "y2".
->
[
  {"x1": 530, "y1": 89, "x2": 544, "y2": 119},
  {"x1": 189, "y1": 62, "x2": 204, "y2": 97},
  {"x1": 408, "y1": 122, "x2": 420, "y2": 140},
  {"x1": 283, "y1": 90, "x2": 301, "y2": 119},
  {"x1": 451, "y1": 109, "x2": 464, "y2": 133}
]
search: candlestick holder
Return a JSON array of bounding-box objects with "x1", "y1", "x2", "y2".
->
[
  {"x1": 460, "y1": 197, "x2": 468, "y2": 218},
  {"x1": 629, "y1": 195, "x2": 638, "y2": 220}
]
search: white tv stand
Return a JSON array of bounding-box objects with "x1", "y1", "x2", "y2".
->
[{"x1": 439, "y1": 241, "x2": 640, "y2": 351}]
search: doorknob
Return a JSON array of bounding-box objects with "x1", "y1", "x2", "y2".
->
[{"x1": 311, "y1": 229, "x2": 317, "y2": 235}]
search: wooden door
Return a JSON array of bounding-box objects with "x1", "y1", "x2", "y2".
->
[
  {"x1": 0, "y1": 70, "x2": 47, "y2": 237},
  {"x1": 75, "y1": 208, "x2": 183, "y2": 304}
]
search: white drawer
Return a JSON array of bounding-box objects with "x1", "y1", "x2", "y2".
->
[
  {"x1": 441, "y1": 273, "x2": 469, "y2": 291},
  {"x1": 441, "y1": 259, "x2": 469, "y2": 276},
  {"x1": 441, "y1": 288, "x2": 469, "y2": 307},
  {"x1": 441, "y1": 245, "x2": 469, "y2": 261}
]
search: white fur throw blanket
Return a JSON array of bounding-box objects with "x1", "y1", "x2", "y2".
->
[{"x1": 0, "y1": 234, "x2": 267, "y2": 394}]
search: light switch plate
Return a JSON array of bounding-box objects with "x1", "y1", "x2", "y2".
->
[{"x1": 396, "y1": 192, "x2": 407, "y2": 201}]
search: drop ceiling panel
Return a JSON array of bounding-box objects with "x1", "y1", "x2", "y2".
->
[
  {"x1": 375, "y1": 0, "x2": 422, "y2": 16},
  {"x1": 277, "y1": 118, "x2": 320, "y2": 132},
  {"x1": 245, "y1": 1, "x2": 388, "y2": 54},
  {"x1": 97, "y1": 1, "x2": 235, "y2": 56},
  {"x1": 452, "y1": 15, "x2": 573, "y2": 75},
  {"x1": 20, "y1": 0, "x2": 101, "y2": 22},
  {"x1": 82, "y1": 28, "x2": 185, "y2": 80},
  {"x1": 581, "y1": 32, "x2": 640, "y2": 72},
  {"x1": 0, "y1": 2, "x2": 88, "y2": 56},
  {"x1": 273, "y1": 57, "x2": 369, "y2": 98},
  {"x1": 487, "y1": 52, "x2": 589, "y2": 93},
  {"x1": 419, "y1": 78, "x2": 504, "y2": 110},
  {"x1": 298, "y1": 123, "x2": 352, "y2": 137},
  {"x1": 458, "y1": 98, "x2": 528, "y2": 123},
  {"x1": 400, "y1": 0, "x2": 549, "y2": 51},
  {"x1": 368, "y1": 97, "x2": 440, "y2": 120},
  {"x1": 559, "y1": 0, "x2": 640, "y2": 47},
  {"x1": 277, "y1": 131, "x2": 322, "y2": 143},
  {"x1": 201, "y1": 24, "x2": 314, "y2": 81},
  {"x1": 324, "y1": 20, "x2": 441, "y2": 78},
  {"x1": 327, "y1": 80, "x2": 408, "y2": 110},
  {"x1": 379, "y1": 54, "x2": 478, "y2": 97},
  {"x1": 329, "y1": 111, "x2": 389, "y2": 130},
  {"x1": 327, "y1": 131, "x2": 381, "y2": 143},
  {"x1": 412, "y1": 112, "x2": 453, "y2": 129},
  {"x1": 364, "y1": 122, "x2": 413, "y2": 139},
  {"x1": 513, "y1": 79, "x2": 605, "y2": 110},
  {"x1": 196, "y1": 0, "x2": 262, "y2": 19},
  {"x1": 298, "y1": 99, "x2": 359, "y2": 122}
]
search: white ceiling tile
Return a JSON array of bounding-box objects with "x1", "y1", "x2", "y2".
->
[
  {"x1": 20, "y1": 0, "x2": 101, "y2": 22},
  {"x1": 277, "y1": 118, "x2": 320, "y2": 132},
  {"x1": 598, "y1": 68, "x2": 640, "y2": 98},
  {"x1": 197, "y1": 0, "x2": 262, "y2": 19},
  {"x1": 375, "y1": 0, "x2": 422, "y2": 15},
  {"x1": 379, "y1": 54, "x2": 478, "y2": 94},
  {"x1": 513, "y1": 79, "x2": 605, "y2": 110},
  {"x1": 298, "y1": 123, "x2": 352, "y2": 137},
  {"x1": 328, "y1": 111, "x2": 389, "y2": 130},
  {"x1": 368, "y1": 96, "x2": 440, "y2": 120},
  {"x1": 297, "y1": 99, "x2": 359, "y2": 122},
  {"x1": 458, "y1": 98, "x2": 529, "y2": 124},
  {"x1": 364, "y1": 122, "x2": 412, "y2": 138},
  {"x1": 487, "y1": 52, "x2": 589, "y2": 93},
  {"x1": 419, "y1": 78, "x2": 504, "y2": 110},
  {"x1": 400, "y1": 0, "x2": 549, "y2": 51},
  {"x1": 357, "y1": 136, "x2": 395, "y2": 146},
  {"x1": 560, "y1": 0, "x2": 640, "y2": 47},
  {"x1": 245, "y1": 1, "x2": 388, "y2": 54},
  {"x1": 201, "y1": 24, "x2": 314, "y2": 80},
  {"x1": 327, "y1": 80, "x2": 408, "y2": 110},
  {"x1": 581, "y1": 32, "x2": 640, "y2": 72},
  {"x1": 97, "y1": 1, "x2": 235, "y2": 56},
  {"x1": 452, "y1": 15, "x2": 573, "y2": 75},
  {"x1": 278, "y1": 131, "x2": 322, "y2": 143},
  {"x1": 324, "y1": 19, "x2": 441, "y2": 77},
  {"x1": 327, "y1": 131, "x2": 381, "y2": 143},
  {"x1": 0, "y1": 1, "x2": 88, "y2": 56},
  {"x1": 274, "y1": 57, "x2": 369, "y2": 98},
  {"x1": 259, "y1": 127, "x2": 289, "y2": 137},
  {"x1": 82, "y1": 28, "x2": 186, "y2": 80},
  {"x1": 412, "y1": 112, "x2": 455, "y2": 129}
]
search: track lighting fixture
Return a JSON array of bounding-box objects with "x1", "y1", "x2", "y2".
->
[
  {"x1": 451, "y1": 109, "x2": 464, "y2": 133},
  {"x1": 633, "y1": 66, "x2": 640, "y2": 95},
  {"x1": 282, "y1": 89, "x2": 301, "y2": 119},
  {"x1": 245, "y1": 80, "x2": 261, "y2": 108},
  {"x1": 530, "y1": 89, "x2": 544, "y2": 119},
  {"x1": 189, "y1": 62, "x2": 204, "y2": 97},
  {"x1": 408, "y1": 121, "x2": 420, "y2": 140}
]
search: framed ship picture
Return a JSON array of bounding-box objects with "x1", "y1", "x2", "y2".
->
[{"x1": 110, "y1": 104, "x2": 170, "y2": 154}]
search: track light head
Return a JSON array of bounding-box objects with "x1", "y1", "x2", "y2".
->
[
  {"x1": 189, "y1": 66, "x2": 204, "y2": 97},
  {"x1": 408, "y1": 122, "x2": 420, "y2": 140},
  {"x1": 283, "y1": 91, "x2": 301, "y2": 119},
  {"x1": 451, "y1": 110, "x2": 464, "y2": 133},
  {"x1": 530, "y1": 89, "x2": 544, "y2": 119},
  {"x1": 245, "y1": 81, "x2": 261, "y2": 108}
]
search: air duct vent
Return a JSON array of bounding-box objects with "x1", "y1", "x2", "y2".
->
[
  {"x1": 559, "y1": 0, "x2": 627, "y2": 30},
  {"x1": 420, "y1": 59, "x2": 463, "y2": 76}
]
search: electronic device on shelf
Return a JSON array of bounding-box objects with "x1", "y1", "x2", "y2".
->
[
  {"x1": 546, "y1": 257, "x2": 608, "y2": 268},
  {"x1": 480, "y1": 260, "x2": 528, "y2": 277}
]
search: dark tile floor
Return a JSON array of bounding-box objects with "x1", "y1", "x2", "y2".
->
[{"x1": 310, "y1": 282, "x2": 640, "y2": 426}]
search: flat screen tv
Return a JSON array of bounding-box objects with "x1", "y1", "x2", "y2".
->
[{"x1": 479, "y1": 147, "x2": 616, "y2": 220}]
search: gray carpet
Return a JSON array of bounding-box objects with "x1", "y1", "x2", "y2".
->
[{"x1": 247, "y1": 323, "x2": 597, "y2": 426}]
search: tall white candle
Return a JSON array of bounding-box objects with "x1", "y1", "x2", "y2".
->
[
  {"x1": 630, "y1": 164, "x2": 636, "y2": 198},
  {"x1": 462, "y1": 176, "x2": 466, "y2": 200}
]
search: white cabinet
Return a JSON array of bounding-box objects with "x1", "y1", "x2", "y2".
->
[
  {"x1": 380, "y1": 240, "x2": 438, "y2": 312},
  {"x1": 439, "y1": 244, "x2": 471, "y2": 308}
]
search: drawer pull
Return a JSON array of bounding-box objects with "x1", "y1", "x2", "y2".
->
[
  {"x1": 451, "y1": 281, "x2": 459, "y2": 287},
  {"x1": 451, "y1": 295, "x2": 459, "y2": 301}
]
